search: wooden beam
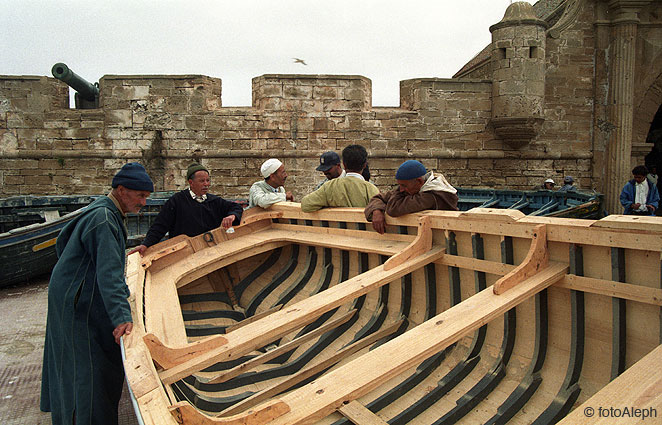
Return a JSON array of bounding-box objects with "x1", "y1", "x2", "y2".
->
[
  {"x1": 169, "y1": 399, "x2": 290, "y2": 425},
  {"x1": 558, "y1": 344, "x2": 662, "y2": 424},
  {"x1": 157, "y1": 246, "x2": 445, "y2": 385},
  {"x1": 384, "y1": 215, "x2": 432, "y2": 271},
  {"x1": 556, "y1": 275, "x2": 662, "y2": 306},
  {"x1": 493, "y1": 224, "x2": 548, "y2": 295},
  {"x1": 221, "y1": 320, "x2": 403, "y2": 416},
  {"x1": 338, "y1": 400, "x2": 389, "y2": 425},
  {"x1": 265, "y1": 261, "x2": 568, "y2": 424},
  {"x1": 435, "y1": 254, "x2": 516, "y2": 276},
  {"x1": 143, "y1": 333, "x2": 228, "y2": 370},
  {"x1": 224, "y1": 305, "x2": 283, "y2": 333},
  {"x1": 204, "y1": 310, "x2": 356, "y2": 385},
  {"x1": 240, "y1": 209, "x2": 284, "y2": 226}
]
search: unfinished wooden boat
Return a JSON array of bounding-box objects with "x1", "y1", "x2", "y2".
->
[{"x1": 122, "y1": 204, "x2": 661, "y2": 424}]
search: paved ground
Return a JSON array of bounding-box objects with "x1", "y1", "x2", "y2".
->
[{"x1": 0, "y1": 276, "x2": 139, "y2": 425}]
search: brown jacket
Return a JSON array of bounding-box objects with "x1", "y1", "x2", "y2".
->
[{"x1": 364, "y1": 172, "x2": 458, "y2": 220}]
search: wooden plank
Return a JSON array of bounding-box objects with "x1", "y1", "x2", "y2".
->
[
  {"x1": 157, "y1": 246, "x2": 445, "y2": 385},
  {"x1": 435, "y1": 254, "x2": 516, "y2": 276},
  {"x1": 224, "y1": 305, "x2": 283, "y2": 333},
  {"x1": 338, "y1": 400, "x2": 389, "y2": 425},
  {"x1": 239, "y1": 208, "x2": 284, "y2": 225},
  {"x1": 384, "y1": 215, "x2": 432, "y2": 271},
  {"x1": 264, "y1": 261, "x2": 568, "y2": 425},
  {"x1": 204, "y1": 310, "x2": 357, "y2": 385},
  {"x1": 221, "y1": 321, "x2": 403, "y2": 416},
  {"x1": 141, "y1": 240, "x2": 192, "y2": 272},
  {"x1": 494, "y1": 224, "x2": 548, "y2": 294},
  {"x1": 558, "y1": 344, "x2": 662, "y2": 424},
  {"x1": 556, "y1": 275, "x2": 662, "y2": 306},
  {"x1": 169, "y1": 399, "x2": 290, "y2": 425}
]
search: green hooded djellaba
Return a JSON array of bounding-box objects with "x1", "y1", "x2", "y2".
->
[{"x1": 40, "y1": 196, "x2": 133, "y2": 425}]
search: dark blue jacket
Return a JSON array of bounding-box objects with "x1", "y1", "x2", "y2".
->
[{"x1": 620, "y1": 179, "x2": 660, "y2": 215}]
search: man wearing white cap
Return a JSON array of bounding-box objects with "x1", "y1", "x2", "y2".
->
[
  {"x1": 248, "y1": 158, "x2": 294, "y2": 208},
  {"x1": 542, "y1": 178, "x2": 555, "y2": 190}
]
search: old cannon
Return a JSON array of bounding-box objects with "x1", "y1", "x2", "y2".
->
[{"x1": 51, "y1": 63, "x2": 99, "y2": 109}]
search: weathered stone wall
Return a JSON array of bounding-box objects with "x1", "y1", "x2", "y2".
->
[{"x1": 1, "y1": 0, "x2": 660, "y2": 210}]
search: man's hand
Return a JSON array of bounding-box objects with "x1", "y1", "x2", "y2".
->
[
  {"x1": 647, "y1": 204, "x2": 656, "y2": 212},
  {"x1": 222, "y1": 215, "x2": 236, "y2": 229},
  {"x1": 632, "y1": 203, "x2": 641, "y2": 210},
  {"x1": 128, "y1": 244, "x2": 147, "y2": 256},
  {"x1": 113, "y1": 322, "x2": 133, "y2": 345},
  {"x1": 286, "y1": 191, "x2": 294, "y2": 202},
  {"x1": 371, "y1": 210, "x2": 387, "y2": 234}
]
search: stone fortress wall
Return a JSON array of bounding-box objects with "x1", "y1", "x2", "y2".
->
[{"x1": 1, "y1": 0, "x2": 661, "y2": 213}]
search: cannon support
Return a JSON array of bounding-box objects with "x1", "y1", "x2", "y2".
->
[{"x1": 51, "y1": 63, "x2": 99, "y2": 109}]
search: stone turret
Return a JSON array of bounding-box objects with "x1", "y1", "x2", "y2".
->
[{"x1": 489, "y1": 2, "x2": 548, "y2": 148}]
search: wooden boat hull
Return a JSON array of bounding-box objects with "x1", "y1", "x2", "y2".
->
[
  {"x1": 123, "y1": 205, "x2": 661, "y2": 424},
  {"x1": 0, "y1": 193, "x2": 175, "y2": 287}
]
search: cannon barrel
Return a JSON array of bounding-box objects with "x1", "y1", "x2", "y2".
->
[{"x1": 51, "y1": 63, "x2": 99, "y2": 102}]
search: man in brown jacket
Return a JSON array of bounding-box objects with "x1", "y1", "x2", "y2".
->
[{"x1": 364, "y1": 160, "x2": 458, "y2": 234}]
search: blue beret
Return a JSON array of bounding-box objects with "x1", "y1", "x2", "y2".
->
[
  {"x1": 395, "y1": 160, "x2": 427, "y2": 180},
  {"x1": 112, "y1": 162, "x2": 154, "y2": 192}
]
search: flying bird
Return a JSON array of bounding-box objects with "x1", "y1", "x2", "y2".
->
[{"x1": 293, "y1": 58, "x2": 307, "y2": 65}]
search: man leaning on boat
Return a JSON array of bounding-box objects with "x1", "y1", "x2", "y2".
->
[
  {"x1": 41, "y1": 162, "x2": 154, "y2": 425},
  {"x1": 364, "y1": 160, "x2": 459, "y2": 234},
  {"x1": 130, "y1": 163, "x2": 243, "y2": 256}
]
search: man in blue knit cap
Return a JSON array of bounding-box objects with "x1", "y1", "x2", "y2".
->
[
  {"x1": 364, "y1": 160, "x2": 458, "y2": 234},
  {"x1": 41, "y1": 162, "x2": 153, "y2": 425}
]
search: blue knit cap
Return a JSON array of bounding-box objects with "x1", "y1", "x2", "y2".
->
[
  {"x1": 395, "y1": 160, "x2": 427, "y2": 180},
  {"x1": 111, "y1": 162, "x2": 154, "y2": 192}
]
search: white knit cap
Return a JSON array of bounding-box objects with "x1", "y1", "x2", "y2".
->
[
  {"x1": 261, "y1": 158, "x2": 283, "y2": 178},
  {"x1": 544, "y1": 178, "x2": 555, "y2": 184}
]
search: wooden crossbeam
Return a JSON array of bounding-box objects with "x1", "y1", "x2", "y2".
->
[
  {"x1": 338, "y1": 401, "x2": 389, "y2": 425},
  {"x1": 157, "y1": 246, "x2": 445, "y2": 385},
  {"x1": 221, "y1": 320, "x2": 403, "y2": 416},
  {"x1": 203, "y1": 310, "x2": 356, "y2": 385},
  {"x1": 263, "y1": 261, "x2": 568, "y2": 425}
]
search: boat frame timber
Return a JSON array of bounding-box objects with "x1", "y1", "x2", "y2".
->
[{"x1": 122, "y1": 204, "x2": 662, "y2": 425}]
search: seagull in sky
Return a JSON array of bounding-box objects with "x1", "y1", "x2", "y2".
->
[{"x1": 293, "y1": 58, "x2": 307, "y2": 65}]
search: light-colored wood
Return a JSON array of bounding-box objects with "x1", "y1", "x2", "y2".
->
[
  {"x1": 590, "y1": 214, "x2": 662, "y2": 231},
  {"x1": 435, "y1": 253, "x2": 516, "y2": 276},
  {"x1": 383, "y1": 215, "x2": 432, "y2": 271},
  {"x1": 493, "y1": 224, "x2": 548, "y2": 295},
  {"x1": 141, "y1": 240, "x2": 192, "y2": 272},
  {"x1": 158, "y1": 247, "x2": 445, "y2": 385},
  {"x1": 221, "y1": 320, "x2": 403, "y2": 416},
  {"x1": 267, "y1": 261, "x2": 569, "y2": 424},
  {"x1": 169, "y1": 399, "x2": 290, "y2": 425},
  {"x1": 239, "y1": 208, "x2": 284, "y2": 225},
  {"x1": 556, "y1": 275, "x2": 662, "y2": 306},
  {"x1": 224, "y1": 305, "x2": 283, "y2": 333},
  {"x1": 337, "y1": 400, "x2": 389, "y2": 425},
  {"x1": 271, "y1": 222, "x2": 416, "y2": 243},
  {"x1": 143, "y1": 333, "x2": 228, "y2": 370},
  {"x1": 558, "y1": 344, "x2": 662, "y2": 424},
  {"x1": 204, "y1": 309, "x2": 357, "y2": 385}
]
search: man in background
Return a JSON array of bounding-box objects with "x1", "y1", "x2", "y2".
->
[
  {"x1": 365, "y1": 160, "x2": 458, "y2": 234},
  {"x1": 248, "y1": 158, "x2": 294, "y2": 208}
]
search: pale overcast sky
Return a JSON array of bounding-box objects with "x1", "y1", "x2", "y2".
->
[{"x1": 1, "y1": 0, "x2": 518, "y2": 106}]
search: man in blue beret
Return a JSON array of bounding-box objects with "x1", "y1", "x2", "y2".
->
[
  {"x1": 131, "y1": 162, "x2": 244, "y2": 255},
  {"x1": 364, "y1": 160, "x2": 458, "y2": 234},
  {"x1": 41, "y1": 162, "x2": 153, "y2": 425}
]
